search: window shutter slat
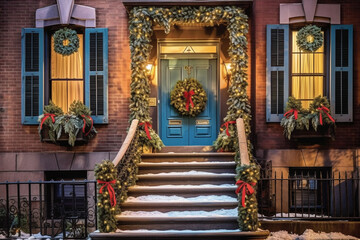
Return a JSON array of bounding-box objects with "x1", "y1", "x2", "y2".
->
[
  {"x1": 85, "y1": 28, "x2": 108, "y2": 124},
  {"x1": 21, "y1": 28, "x2": 43, "y2": 124},
  {"x1": 266, "y1": 25, "x2": 289, "y2": 122},
  {"x1": 331, "y1": 25, "x2": 353, "y2": 122}
]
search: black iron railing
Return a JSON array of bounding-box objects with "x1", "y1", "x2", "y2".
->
[
  {"x1": 257, "y1": 171, "x2": 360, "y2": 220},
  {"x1": 0, "y1": 180, "x2": 97, "y2": 239}
]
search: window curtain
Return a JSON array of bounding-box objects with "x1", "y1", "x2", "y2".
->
[
  {"x1": 291, "y1": 31, "x2": 324, "y2": 109},
  {"x1": 51, "y1": 34, "x2": 83, "y2": 112}
]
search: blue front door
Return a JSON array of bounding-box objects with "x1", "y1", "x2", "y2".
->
[{"x1": 160, "y1": 59, "x2": 218, "y2": 146}]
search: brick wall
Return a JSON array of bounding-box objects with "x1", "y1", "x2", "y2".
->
[
  {"x1": 252, "y1": 0, "x2": 360, "y2": 150},
  {"x1": 0, "y1": 0, "x2": 131, "y2": 152}
]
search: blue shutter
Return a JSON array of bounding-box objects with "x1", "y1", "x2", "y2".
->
[
  {"x1": 21, "y1": 28, "x2": 44, "y2": 125},
  {"x1": 85, "y1": 28, "x2": 108, "y2": 124},
  {"x1": 330, "y1": 25, "x2": 353, "y2": 122},
  {"x1": 266, "y1": 25, "x2": 289, "y2": 122}
]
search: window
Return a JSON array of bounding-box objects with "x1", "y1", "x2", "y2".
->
[
  {"x1": 266, "y1": 25, "x2": 353, "y2": 122},
  {"x1": 291, "y1": 30, "x2": 325, "y2": 109},
  {"x1": 50, "y1": 33, "x2": 84, "y2": 112},
  {"x1": 289, "y1": 167, "x2": 331, "y2": 215},
  {"x1": 45, "y1": 171, "x2": 87, "y2": 219},
  {"x1": 21, "y1": 28, "x2": 108, "y2": 125}
]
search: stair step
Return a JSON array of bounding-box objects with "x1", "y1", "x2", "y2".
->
[
  {"x1": 121, "y1": 201, "x2": 238, "y2": 211},
  {"x1": 115, "y1": 216, "x2": 238, "y2": 230},
  {"x1": 141, "y1": 153, "x2": 235, "y2": 163},
  {"x1": 138, "y1": 162, "x2": 236, "y2": 174},
  {"x1": 136, "y1": 173, "x2": 236, "y2": 185},
  {"x1": 159, "y1": 146, "x2": 215, "y2": 153},
  {"x1": 90, "y1": 230, "x2": 270, "y2": 240},
  {"x1": 128, "y1": 186, "x2": 237, "y2": 197}
]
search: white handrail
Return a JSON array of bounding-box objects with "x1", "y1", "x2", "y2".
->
[
  {"x1": 112, "y1": 119, "x2": 139, "y2": 167},
  {"x1": 236, "y1": 118, "x2": 250, "y2": 165}
]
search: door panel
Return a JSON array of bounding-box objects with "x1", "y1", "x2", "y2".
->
[{"x1": 160, "y1": 59, "x2": 217, "y2": 146}]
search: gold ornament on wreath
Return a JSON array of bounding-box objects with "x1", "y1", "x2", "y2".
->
[
  {"x1": 296, "y1": 25, "x2": 323, "y2": 52},
  {"x1": 170, "y1": 76, "x2": 207, "y2": 117}
]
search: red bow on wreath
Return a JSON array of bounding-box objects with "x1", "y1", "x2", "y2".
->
[
  {"x1": 221, "y1": 121, "x2": 236, "y2": 136},
  {"x1": 97, "y1": 180, "x2": 116, "y2": 207},
  {"x1": 81, "y1": 115, "x2": 93, "y2": 136},
  {"x1": 317, "y1": 106, "x2": 335, "y2": 125},
  {"x1": 40, "y1": 113, "x2": 56, "y2": 130},
  {"x1": 235, "y1": 180, "x2": 256, "y2": 208},
  {"x1": 284, "y1": 109, "x2": 298, "y2": 120},
  {"x1": 183, "y1": 90, "x2": 195, "y2": 111},
  {"x1": 140, "y1": 122, "x2": 152, "y2": 140}
]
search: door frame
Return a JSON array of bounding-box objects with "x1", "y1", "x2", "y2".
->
[{"x1": 157, "y1": 39, "x2": 221, "y2": 145}]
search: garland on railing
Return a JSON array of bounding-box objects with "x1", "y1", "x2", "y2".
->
[
  {"x1": 129, "y1": 6, "x2": 250, "y2": 152},
  {"x1": 236, "y1": 164, "x2": 260, "y2": 231},
  {"x1": 94, "y1": 160, "x2": 119, "y2": 233}
]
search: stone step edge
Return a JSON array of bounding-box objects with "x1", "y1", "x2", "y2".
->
[
  {"x1": 138, "y1": 174, "x2": 236, "y2": 179},
  {"x1": 89, "y1": 230, "x2": 270, "y2": 239},
  {"x1": 138, "y1": 162, "x2": 236, "y2": 167},
  {"x1": 142, "y1": 152, "x2": 235, "y2": 157},
  {"x1": 116, "y1": 216, "x2": 238, "y2": 222},
  {"x1": 128, "y1": 186, "x2": 237, "y2": 192},
  {"x1": 122, "y1": 202, "x2": 238, "y2": 207}
]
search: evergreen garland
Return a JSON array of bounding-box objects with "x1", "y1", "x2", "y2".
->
[
  {"x1": 296, "y1": 25, "x2": 323, "y2": 52},
  {"x1": 236, "y1": 164, "x2": 260, "y2": 231},
  {"x1": 280, "y1": 96, "x2": 335, "y2": 139},
  {"x1": 94, "y1": 160, "x2": 118, "y2": 233},
  {"x1": 53, "y1": 28, "x2": 80, "y2": 56},
  {"x1": 170, "y1": 78, "x2": 207, "y2": 117},
  {"x1": 129, "y1": 6, "x2": 251, "y2": 152}
]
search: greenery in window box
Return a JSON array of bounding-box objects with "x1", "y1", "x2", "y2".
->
[
  {"x1": 281, "y1": 96, "x2": 335, "y2": 140},
  {"x1": 39, "y1": 101, "x2": 97, "y2": 146}
]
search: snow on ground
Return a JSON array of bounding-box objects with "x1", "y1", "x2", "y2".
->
[
  {"x1": 267, "y1": 229, "x2": 358, "y2": 240},
  {"x1": 120, "y1": 208, "x2": 238, "y2": 217},
  {"x1": 142, "y1": 170, "x2": 234, "y2": 175},
  {"x1": 131, "y1": 184, "x2": 236, "y2": 188},
  {"x1": 126, "y1": 195, "x2": 237, "y2": 202},
  {"x1": 115, "y1": 229, "x2": 241, "y2": 233}
]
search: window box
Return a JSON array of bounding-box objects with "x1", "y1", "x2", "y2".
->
[
  {"x1": 40, "y1": 125, "x2": 89, "y2": 146},
  {"x1": 291, "y1": 124, "x2": 335, "y2": 139}
]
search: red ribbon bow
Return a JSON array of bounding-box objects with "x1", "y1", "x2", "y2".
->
[
  {"x1": 284, "y1": 109, "x2": 298, "y2": 120},
  {"x1": 98, "y1": 180, "x2": 117, "y2": 207},
  {"x1": 221, "y1": 121, "x2": 236, "y2": 136},
  {"x1": 183, "y1": 90, "x2": 195, "y2": 111},
  {"x1": 40, "y1": 113, "x2": 56, "y2": 129},
  {"x1": 235, "y1": 180, "x2": 256, "y2": 208},
  {"x1": 140, "y1": 122, "x2": 152, "y2": 140},
  {"x1": 317, "y1": 106, "x2": 335, "y2": 125},
  {"x1": 81, "y1": 115, "x2": 93, "y2": 136}
]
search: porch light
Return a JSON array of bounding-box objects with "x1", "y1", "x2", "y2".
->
[
  {"x1": 224, "y1": 62, "x2": 232, "y2": 83},
  {"x1": 146, "y1": 63, "x2": 154, "y2": 81}
]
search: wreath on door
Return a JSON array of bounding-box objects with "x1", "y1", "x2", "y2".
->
[
  {"x1": 170, "y1": 78, "x2": 207, "y2": 117},
  {"x1": 53, "y1": 28, "x2": 80, "y2": 56}
]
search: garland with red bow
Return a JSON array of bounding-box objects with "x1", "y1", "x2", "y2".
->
[
  {"x1": 40, "y1": 113, "x2": 56, "y2": 129},
  {"x1": 81, "y1": 115, "x2": 94, "y2": 136},
  {"x1": 139, "y1": 122, "x2": 152, "y2": 139},
  {"x1": 170, "y1": 78, "x2": 207, "y2": 117},
  {"x1": 236, "y1": 180, "x2": 256, "y2": 208},
  {"x1": 221, "y1": 121, "x2": 236, "y2": 136},
  {"x1": 98, "y1": 180, "x2": 117, "y2": 207},
  {"x1": 317, "y1": 106, "x2": 335, "y2": 125},
  {"x1": 284, "y1": 109, "x2": 298, "y2": 120}
]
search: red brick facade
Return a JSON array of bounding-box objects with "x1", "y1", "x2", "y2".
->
[{"x1": 0, "y1": 0, "x2": 359, "y2": 155}]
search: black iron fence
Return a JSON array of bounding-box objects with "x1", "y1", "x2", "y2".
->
[
  {"x1": 0, "y1": 180, "x2": 97, "y2": 239},
  {"x1": 257, "y1": 171, "x2": 360, "y2": 220}
]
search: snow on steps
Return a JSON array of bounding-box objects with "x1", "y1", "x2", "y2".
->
[{"x1": 89, "y1": 151, "x2": 270, "y2": 239}]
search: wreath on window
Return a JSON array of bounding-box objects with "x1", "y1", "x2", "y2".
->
[
  {"x1": 296, "y1": 25, "x2": 323, "y2": 52},
  {"x1": 53, "y1": 28, "x2": 80, "y2": 56},
  {"x1": 170, "y1": 78, "x2": 207, "y2": 117}
]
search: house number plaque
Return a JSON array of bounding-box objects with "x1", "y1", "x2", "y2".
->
[
  {"x1": 196, "y1": 120, "x2": 209, "y2": 125},
  {"x1": 149, "y1": 98, "x2": 157, "y2": 107}
]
